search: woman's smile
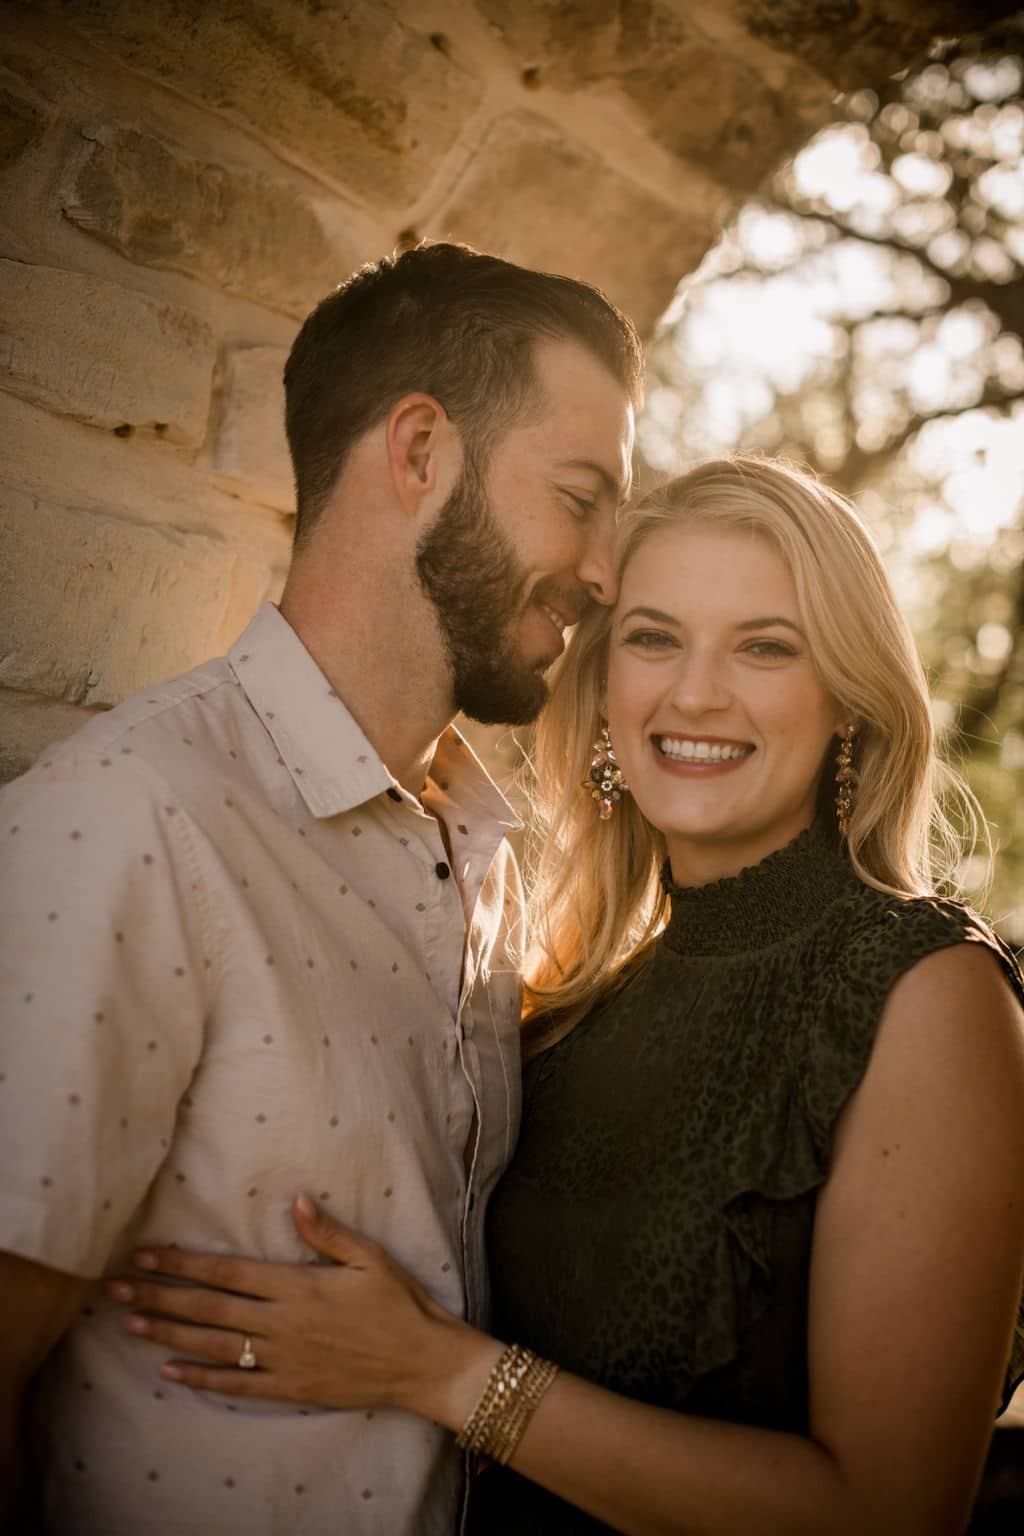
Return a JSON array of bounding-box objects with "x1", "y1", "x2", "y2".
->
[
  {"x1": 652, "y1": 734, "x2": 755, "y2": 769},
  {"x1": 606, "y1": 520, "x2": 843, "y2": 887}
]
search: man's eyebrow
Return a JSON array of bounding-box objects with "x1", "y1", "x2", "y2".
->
[{"x1": 556, "y1": 458, "x2": 628, "y2": 502}]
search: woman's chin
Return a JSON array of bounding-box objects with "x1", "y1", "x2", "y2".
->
[{"x1": 634, "y1": 792, "x2": 750, "y2": 846}]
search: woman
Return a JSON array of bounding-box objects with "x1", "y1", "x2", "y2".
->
[{"x1": 113, "y1": 458, "x2": 1024, "y2": 1533}]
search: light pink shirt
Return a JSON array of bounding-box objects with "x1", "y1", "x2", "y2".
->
[{"x1": 0, "y1": 604, "x2": 524, "y2": 1534}]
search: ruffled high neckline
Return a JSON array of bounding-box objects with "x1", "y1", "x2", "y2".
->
[{"x1": 661, "y1": 817, "x2": 857, "y2": 958}]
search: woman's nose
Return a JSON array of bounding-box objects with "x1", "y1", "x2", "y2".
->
[{"x1": 668, "y1": 650, "x2": 731, "y2": 714}]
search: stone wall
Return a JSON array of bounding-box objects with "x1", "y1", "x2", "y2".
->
[{"x1": 1, "y1": 0, "x2": 1013, "y2": 778}]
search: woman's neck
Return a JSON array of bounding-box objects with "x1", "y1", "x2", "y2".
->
[{"x1": 664, "y1": 807, "x2": 819, "y2": 890}]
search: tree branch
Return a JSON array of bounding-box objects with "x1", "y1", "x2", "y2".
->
[
  {"x1": 762, "y1": 201, "x2": 1024, "y2": 336},
  {"x1": 830, "y1": 387, "x2": 1021, "y2": 492}
]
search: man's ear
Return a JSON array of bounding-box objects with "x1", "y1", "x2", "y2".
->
[{"x1": 386, "y1": 393, "x2": 458, "y2": 519}]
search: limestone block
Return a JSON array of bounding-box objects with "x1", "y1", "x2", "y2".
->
[
  {"x1": 0, "y1": 261, "x2": 215, "y2": 443},
  {"x1": 61, "y1": 126, "x2": 368, "y2": 320},
  {"x1": 480, "y1": 0, "x2": 1016, "y2": 93},
  {"x1": 479, "y1": 0, "x2": 690, "y2": 90},
  {"x1": 0, "y1": 83, "x2": 47, "y2": 175},
  {"x1": 0, "y1": 689, "x2": 99, "y2": 784},
  {"x1": 735, "y1": 0, "x2": 1019, "y2": 88},
  {"x1": 476, "y1": 0, "x2": 828, "y2": 194},
  {"x1": 55, "y1": 0, "x2": 484, "y2": 207},
  {"x1": 430, "y1": 115, "x2": 717, "y2": 335},
  {"x1": 0, "y1": 391, "x2": 295, "y2": 572},
  {"x1": 211, "y1": 347, "x2": 294, "y2": 515},
  {"x1": 0, "y1": 487, "x2": 271, "y2": 706},
  {"x1": 0, "y1": 392, "x2": 294, "y2": 574},
  {"x1": 616, "y1": 41, "x2": 822, "y2": 194}
]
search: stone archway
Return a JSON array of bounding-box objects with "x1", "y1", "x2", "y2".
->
[{"x1": 1, "y1": 0, "x2": 1014, "y2": 777}]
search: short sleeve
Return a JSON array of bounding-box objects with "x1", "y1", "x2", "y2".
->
[
  {"x1": 712, "y1": 894, "x2": 1024, "y2": 1409},
  {"x1": 804, "y1": 895, "x2": 1024, "y2": 1156},
  {"x1": 0, "y1": 751, "x2": 211, "y2": 1276},
  {"x1": 804, "y1": 894, "x2": 1024, "y2": 1410}
]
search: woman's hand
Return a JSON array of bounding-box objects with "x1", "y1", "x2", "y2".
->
[{"x1": 108, "y1": 1194, "x2": 496, "y2": 1420}]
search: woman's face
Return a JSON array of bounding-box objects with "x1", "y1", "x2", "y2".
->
[{"x1": 605, "y1": 521, "x2": 845, "y2": 884}]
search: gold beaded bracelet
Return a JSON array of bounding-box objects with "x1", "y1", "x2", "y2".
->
[{"x1": 455, "y1": 1344, "x2": 560, "y2": 1466}]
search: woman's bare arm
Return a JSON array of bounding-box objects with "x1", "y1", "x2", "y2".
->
[
  {"x1": 114, "y1": 944, "x2": 1024, "y2": 1536},
  {"x1": 0, "y1": 1252, "x2": 89, "y2": 1522}
]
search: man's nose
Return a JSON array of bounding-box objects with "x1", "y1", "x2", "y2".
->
[{"x1": 577, "y1": 519, "x2": 618, "y2": 606}]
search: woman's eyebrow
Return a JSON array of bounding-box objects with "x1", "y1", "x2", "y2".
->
[
  {"x1": 735, "y1": 616, "x2": 806, "y2": 636},
  {"x1": 618, "y1": 606, "x2": 680, "y2": 626},
  {"x1": 617, "y1": 610, "x2": 807, "y2": 637}
]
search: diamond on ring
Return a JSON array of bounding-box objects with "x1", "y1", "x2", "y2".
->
[{"x1": 238, "y1": 1335, "x2": 257, "y2": 1369}]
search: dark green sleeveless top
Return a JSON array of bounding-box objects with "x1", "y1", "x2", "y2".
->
[{"x1": 469, "y1": 820, "x2": 1024, "y2": 1534}]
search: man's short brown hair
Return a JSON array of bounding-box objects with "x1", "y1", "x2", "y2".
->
[{"x1": 283, "y1": 242, "x2": 644, "y2": 546}]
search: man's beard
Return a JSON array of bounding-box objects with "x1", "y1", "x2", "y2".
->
[{"x1": 415, "y1": 450, "x2": 554, "y2": 726}]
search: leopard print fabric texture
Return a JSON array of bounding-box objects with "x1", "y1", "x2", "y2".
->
[{"x1": 472, "y1": 818, "x2": 1024, "y2": 1536}]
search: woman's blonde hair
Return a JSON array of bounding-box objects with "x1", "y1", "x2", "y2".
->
[{"x1": 522, "y1": 455, "x2": 984, "y2": 1056}]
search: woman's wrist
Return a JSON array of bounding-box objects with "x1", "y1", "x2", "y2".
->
[{"x1": 396, "y1": 1307, "x2": 504, "y2": 1431}]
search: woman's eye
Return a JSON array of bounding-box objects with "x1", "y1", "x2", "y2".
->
[
  {"x1": 743, "y1": 639, "x2": 798, "y2": 659},
  {"x1": 625, "y1": 630, "x2": 673, "y2": 650}
]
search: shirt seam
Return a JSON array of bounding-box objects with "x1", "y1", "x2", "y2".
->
[
  {"x1": 87, "y1": 751, "x2": 226, "y2": 1010},
  {"x1": 71, "y1": 675, "x2": 234, "y2": 754}
]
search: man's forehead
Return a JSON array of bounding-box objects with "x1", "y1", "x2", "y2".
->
[
  {"x1": 532, "y1": 336, "x2": 635, "y2": 410},
  {"x1": 511, "y1": 336, "x2": 637, "y2": 497}
]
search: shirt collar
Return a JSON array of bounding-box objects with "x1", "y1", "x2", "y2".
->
[
  {"x1": 228, "y1": 605, "x2": 522, "y2": 830},
  {"x1": 228, "y1": 605, "x2": 391, "y2": 817},
  {"x1": 424, "y1": 726, "x2": 524, "y2": 835}
]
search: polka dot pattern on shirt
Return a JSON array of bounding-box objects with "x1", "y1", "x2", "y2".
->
[{"x1": 0, "y1": 603, "x2": 523, "y2": 1534}]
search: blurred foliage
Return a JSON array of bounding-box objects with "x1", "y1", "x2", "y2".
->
[{"x1": 640, "y1": 17, "x2": 1024, "y2": 940}]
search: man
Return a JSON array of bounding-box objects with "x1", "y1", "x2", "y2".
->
[{"x1": 0, "y1": 242, "x2": 641, "y2": 1533}]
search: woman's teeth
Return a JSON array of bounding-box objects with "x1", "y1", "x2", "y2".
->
[{"x1": 656, "y1": 738, "x2": 750, "y2": 762}]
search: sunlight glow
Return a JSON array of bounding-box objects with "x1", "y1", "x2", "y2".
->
[{"x1": 641, "y1": 71, "x2": 1024, "y2": 938}]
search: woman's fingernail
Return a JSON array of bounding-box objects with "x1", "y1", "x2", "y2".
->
[
  {"x1": 160, "y1": 1363, "x2": 185, "y2": 1382},
  {"x1": 125, "y1": 1314, "x2": 151, "y2": 1335},
  {"x1": 295, "y1": 1191, "x2": 316, "y2": 1218},
  {"x1": 109, "y1": 1281, "x2": 134, "y2": 1302},
  {"x1": 134, "y1": 1252, "x2": 158, "y2": 1270}
]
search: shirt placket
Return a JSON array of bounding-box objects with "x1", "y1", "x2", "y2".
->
[
  {"x1": 388, "y1": 778, "x2": 516, "y2": 1333},
  {"x1": 393, "y1": 800, "x2": 485, "y2": 1320},
  {"x1": 455, "y1": 938, "x2": 486, "y2": 1325},
  {"x1": 451, "y1": 838, "x2": 513, "y2": 1330}
]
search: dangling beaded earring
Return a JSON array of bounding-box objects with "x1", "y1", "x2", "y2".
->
[
  {"x1": 835, "y1": 723, "x2": 857, "y2": 836},
  {"x1": 582, "y1": 722, "x2": 629, "y2": 821}
]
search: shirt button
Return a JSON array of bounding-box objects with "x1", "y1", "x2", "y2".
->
[
  {"x1": 435, "y1": 861, "x2": 451, "y2": 880},
  {"x1": 386, "y1": 787, "x2": 402, "y2": 802}
]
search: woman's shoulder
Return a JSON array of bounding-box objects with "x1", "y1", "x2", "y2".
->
[
  {"x1": 800, "y1": 885, "x2": 1023, "y2": 1143},
  {"x1": 828, "y1": 885, "x2": 1024, "y2": 1009}
]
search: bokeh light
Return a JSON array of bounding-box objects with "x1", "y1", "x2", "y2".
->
[{"x1": 640, "y1": 24, "x2": 1024, "y2": 938}]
